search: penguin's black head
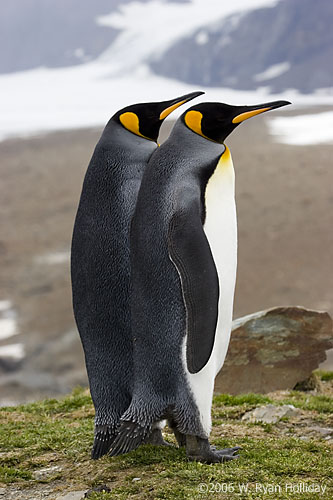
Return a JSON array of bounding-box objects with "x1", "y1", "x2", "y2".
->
[
  {"x1": 182, "y1": 100, "x2": 291, "y2": 143},
  {"x1": 114, "y1": 91, "x2": 204, "y2": 142}
]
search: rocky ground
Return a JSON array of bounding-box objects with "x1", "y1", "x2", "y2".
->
[
  {"x1": 0, "y1": 105, "x2": 333, "y2": 404},
  {"x1": 0, "y1": 375, "x2": 332, "y2": 500}
]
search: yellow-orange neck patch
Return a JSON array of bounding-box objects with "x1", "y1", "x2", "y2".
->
[
  {"x1": 119, "y1": 112, "x2": 151, "y2": 140},
  {"x1": 219, "y1": 145, "x2": 231, "y2": 165}
]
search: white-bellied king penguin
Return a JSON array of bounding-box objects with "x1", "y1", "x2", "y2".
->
[
  {"x1": 71, "y1": 91, "x2": 204, "y2": 459},
  {"x1": 109, "y1": 99, "x2": 291, "y2": 463}
]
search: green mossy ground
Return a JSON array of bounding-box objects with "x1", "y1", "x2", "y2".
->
[{"x1": 1, "y1": 374, "x2": 332, "y2": 499}]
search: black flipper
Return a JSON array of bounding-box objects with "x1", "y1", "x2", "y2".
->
[
  {"x1": 168, "y1": 204, "x2": 219, "y2": 374},
  {"x1": 108, "y1": 421, "x2": 150, "y2": 457},
  {"x1": 91, "y1": 425, "x2": 115, "y2": 459}
]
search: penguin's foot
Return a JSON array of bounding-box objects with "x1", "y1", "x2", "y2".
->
[
  {"x1": 168, "y1": 419, "x2": 186, "y2": 447},
  {"x1": 144, "y1": 428, "x2": 172, "y2": 447},
  {"x1": 173, "y1": 428, "x2": 186, "y2": 448},
  {"x1": 211, "y1": 445, "x2": 242, "y2": 455},
  {"x1": 186, "y1": 435, "x2": 240, "y2": 464},
  {"x1": 91, "y1": 425, "x2": 116, "y2": 459}
]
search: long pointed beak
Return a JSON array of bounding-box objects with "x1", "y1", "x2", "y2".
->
[
  {"x1": 159, "y1": 91, "x2": 205, "y2": 120},
  {"x1": 232, "y1": 100, "x2": 291, "y2": 124}
]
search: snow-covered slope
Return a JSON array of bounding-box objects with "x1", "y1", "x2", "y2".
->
[
  {"x1": 96, "y1": 0, "x2": 278, "y2": 74},
  {"x1": 0, "y1": 0, "x2": 121, "y2": 73},
  {"x1": 1, "y1": 0, "x2": 333, "y2": 142},
  {"x1": 151, "y1": 0, "x2": 333, "y2": 94},
  {"x1": 2, "y1": 61, "x2": 333, "y2": 143},
  {"x1": 268, "y1": 112, "x2": 333, "y2": 145}
]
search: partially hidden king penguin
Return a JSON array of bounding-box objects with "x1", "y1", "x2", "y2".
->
[
  {"x1": 71, "y1": 91, "x2": 204, "y2": 459},
  {"x1": 109, "y1": 99, "x2": 291, "y2": 463}
]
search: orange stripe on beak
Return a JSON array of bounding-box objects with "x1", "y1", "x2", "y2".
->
[
  {"x1": 159, "y1": 100, "x2": 187, "y2": 120},
  {"x1": 232, "y1": 107, "x2": 271, "y2": 124}
]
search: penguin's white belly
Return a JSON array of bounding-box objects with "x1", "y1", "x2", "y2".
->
[{"x1": 183, "y1": 147, "x2": 237, "y2": 435}]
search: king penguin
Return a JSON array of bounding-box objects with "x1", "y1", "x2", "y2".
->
[
  {"x1": 109, "y1": 99, "x2": 291, "y2": 463},
  {"x1": 71, "y1": 91, "x2": 204, "y2": 459}
]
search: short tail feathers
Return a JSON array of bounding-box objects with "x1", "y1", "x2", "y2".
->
[
  {"x1": 108, "y1": 421, "x2": 150, "y2": 457},
  {"x1": 91, "y1": 425, "x2": 115, "y2": 459}
]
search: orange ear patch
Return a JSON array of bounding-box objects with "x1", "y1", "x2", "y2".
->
[
  {"x1": 184, "y1": 110, "x2": 203, "y2": 136},
  {"x1": 184, "y1": 110, "x2": 212, "y2": 140},
  {"x1": 119, "y1": 112, "x2": 148, "y2": 139}
]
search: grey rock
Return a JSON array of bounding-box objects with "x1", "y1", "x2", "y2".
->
[
  {"x1": 1, "y1": 486, "x2": 54, "y2": 499},
  {"x1": 308, "y1": 426, "x2": 333, "y2": 437},
  {"x1": 33, "y1": 465, "x2": 62, "y2": 480},
  {"x1": 56, "y1": 492, "x2": 87, "y2": 500},
  {"x1": 215, "y1": 306, "x2": 333, "y2": 394},
  {"x1": 242, "y1": 404, "x2": 300, "y2": 424}
]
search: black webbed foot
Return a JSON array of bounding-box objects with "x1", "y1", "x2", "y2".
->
[
  {"x1": 211, "y1": 445, "x2": 241, "y2": 456},
  {"x1": 168, "y1": 419, "x2": 186, "y2": 447},
  {"x1": 144, "y1": 428, "x2": 172, "y2": 447},
  {"x1": 186, "y1": 435, "x2": 240, "y2": 464}
]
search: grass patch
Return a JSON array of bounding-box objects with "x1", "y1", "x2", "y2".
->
[
  {"x1": 279, "y1": 392, "x2": 333, "y2": 413},
  {"x1": 0, "y1": 387, "x2": 332, "y2": 499},
  {"x1": 213, "y1": 391, "x2": 333, "y2": 414},
  {"x1": 213, "y1": 393, "x2": 272, "y2": 406},
  {"x1": 316, "y1": 370, "x2": 333, "y2": 382},
  {"x1": 0, "y1": 466, "x2": 32, "y2": 484}
]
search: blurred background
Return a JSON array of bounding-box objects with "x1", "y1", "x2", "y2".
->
[{"x1": 0, "y1": 0, "x2": 332, "y2": 405}]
